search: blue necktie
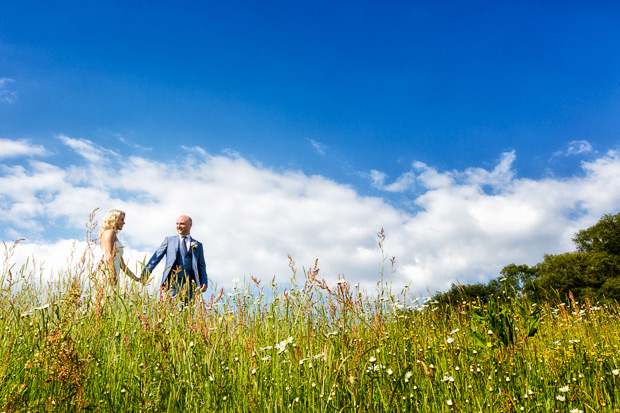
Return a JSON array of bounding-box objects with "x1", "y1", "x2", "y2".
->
[{"x1": 181, "y1": 236, "x2": 188, "y2": 256}]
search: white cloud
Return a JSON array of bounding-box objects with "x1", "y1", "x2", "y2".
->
[
  {"x1": 2, "y1": 136, "x2": 620, "y2": 296},
  {"x1": 0, "y1": 78, "x2": 17, "y2": 103},
  {"x1": 57, "y1": 134, "x2": 119, "y2": 164},
  {"x1": 372, "y1": 152, "x2": 515, "y2": 194},
  {"x1": 567, "y1": 140, "x2": 593, "y2": 155},
  {"x1": 0, "y1": 139, "x2": 47, "y2": 158},
  {"x1": 115, "y1": 133, "x2": 152, "y2": 151},
  {"x1": 309, "y1": 139, "x2": 327, "y2": 156},
  {"x1": 460, "y1": 151, "x2": 516, "y2": 190},
  {"x1": 368, "y1": 169, "x2": 416, "y2": 192},
  {"x1": 385, "y1": 172, "x2": 416, "y2": 192},
  {"x1": 181, "y1": 145, "x2": 208, "y2": 158},
  {"x1": 552, "y1": 139, "x2": 594, "y2": 158},
  {"x1": 369, "y1": 169, "x2": 387, "y2": 188}
]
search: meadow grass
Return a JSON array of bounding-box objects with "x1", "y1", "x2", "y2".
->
[{"x1": 1, "y1": 238, "x2": 619, "y2": 412}]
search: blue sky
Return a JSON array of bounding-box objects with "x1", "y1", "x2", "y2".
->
[{"x1": 1, "y1": 1, "x2": 620, "y2": 295}]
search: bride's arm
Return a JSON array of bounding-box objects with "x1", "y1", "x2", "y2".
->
[
  {"x1": 100, "y1": 229, "x2": 118, "y2": 280},
  {"x1": 119, "y1": 254, "x2": 140, "y2": 281}
]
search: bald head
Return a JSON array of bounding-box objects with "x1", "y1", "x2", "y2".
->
[{"x1": 176, "y1": 215, "x2": 192, "y2": 235}]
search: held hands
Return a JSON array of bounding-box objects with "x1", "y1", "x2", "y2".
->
[
  {"x1": 133, "y1": 271, "x2": 151, "y2": 286},
  {"x1": 128, "y1": 270, "x2": 145, "y2": 285},
  {"x1": 140, "y1": 273, "x2": 151, "y2": 286},
  {"x1": 138, "y1": 268, "x2": 151, "y2": 286}
]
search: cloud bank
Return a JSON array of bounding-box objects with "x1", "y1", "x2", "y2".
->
[
  {"x1": 0, "y1": 139, "x2": 47, "y2": 159},
  {"x1": 2, "y1": 136, "x2": 620, "y2": 295}
]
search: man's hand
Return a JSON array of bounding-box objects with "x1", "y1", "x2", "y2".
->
[{"x1": 200, "y1": 284, "x2": 207, "y2": 292}]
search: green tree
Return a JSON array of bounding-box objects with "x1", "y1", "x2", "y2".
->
[
  {"x1": 432, "y1": 211, "x2": 620, "y2": 305},
  {"x1": 573, "y1": 213, "x2": 620, "y2": 256},
  {"x1": 499, "y1": 263, "x2": 539, "y2": 300},
  {"x1": 536, "y1": 251, "x2": 620, "y2": 302},
  {"x1": 534, "y1": 212, "x2": 620, "y2": 302},
  {"x1": 433, "y1": 282, "x2": 496, "y2": 305}
]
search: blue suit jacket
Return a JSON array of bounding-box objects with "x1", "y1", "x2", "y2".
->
[{"x1": 143, "y1": 235, "x2": 208, "y2": 288}]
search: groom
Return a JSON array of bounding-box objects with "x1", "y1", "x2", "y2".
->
[{"x1": 142, "y1": 215, "x2": 208, "y2": 301}]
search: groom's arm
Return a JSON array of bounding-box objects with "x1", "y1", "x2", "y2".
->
[
  {"x1": 142, "y1": 237, "x2": 169, "y2": 278},
  {"x1": 197, "y1": 243, "x2": 208, "y2": 292}
]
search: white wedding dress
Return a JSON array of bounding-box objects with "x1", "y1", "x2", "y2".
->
[
  {"x1": 112, "y1": 240, "x2": 123, "y2": 276},
  {"x1": 97, "y1": 240, "x2": 124, "y2": 285}
]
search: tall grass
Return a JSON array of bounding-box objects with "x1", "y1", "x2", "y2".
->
[{"x1": 1, "y1": 235, "x2": 619, "y2": 412}]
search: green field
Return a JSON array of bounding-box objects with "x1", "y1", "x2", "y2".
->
[{"x1": 1, "y1": 240, "x2": 619, "y2": 412}]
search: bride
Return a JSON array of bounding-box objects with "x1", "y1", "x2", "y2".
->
[{"x1": 99, "y1": 209, "x2": 142, "y2": 285}]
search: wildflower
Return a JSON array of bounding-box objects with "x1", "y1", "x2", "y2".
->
[
  {"x1": 569, "y1": 410, "x2": 583, "y2": 413},
  {"x1": 232, "y1": 278, "x2": 239, "y2": 283},
  {"x1": 446, "y1": 337, "x2": 455, "y2": 344},
  {"x1": 441, "y1": 375, "x2": 455, "y2": 383},
  {"x1": 446, "y1": 400, "x2": 453, "y2": 406},
  {"x1": 366, "y1": 364, "x2": 385, "y2": 373},
  {"x1": 387, "y1": 368, "x2": 394, "y2": 376},
  {"x1": 556, "y1": 395, "x2": 565, "y2": 402},
  {"x1": 276, "y1": 337, "x2": 293, "y2": 354},
  {"x1": 559, "y1": 385, "x2": 569, "y2": 393},
  {"x1": 404, "y1": 371, "x2": 413, "y2": 382},
  {"x1": 613, "y1": 369, "x2": 619, "y2": 376},
  {"x1": 369, "y1": 356, "x2": 377, "y2": 363},
  {"x1": 488, "y1": 330, "x2": 494, "y2": 335},
  {"x1": 450, "y1": 328, "x2": 460, "y2": 335},
  {"x1": 251, "y1": 369, "x2": 256, "y2": 375}
]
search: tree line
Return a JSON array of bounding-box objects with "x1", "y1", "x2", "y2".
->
[{"x1": 433, "y1": 212, "x2": 620, "y2": 305}]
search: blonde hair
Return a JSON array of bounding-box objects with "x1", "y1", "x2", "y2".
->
[{"x1": 99, "y1": 209, "x2": 125, "y2": 237}]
